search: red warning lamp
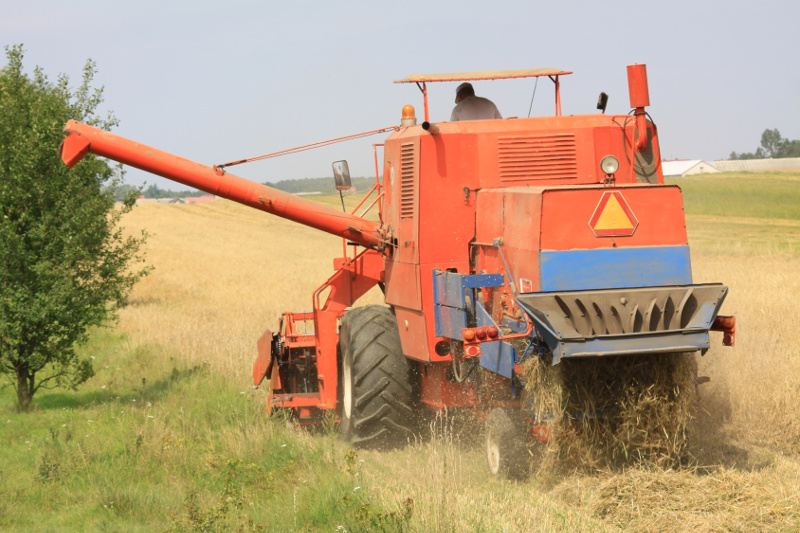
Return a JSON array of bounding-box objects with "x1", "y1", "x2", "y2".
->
[
  {"x1": 487, "y1": 326, "x2": 499, "y2": 338},
  {"x1": 466, "y1": 345, "x2": 481, "y2": 357},
  {"x1": 475, "y1": 327, "x2": 487, "y2": 340}
]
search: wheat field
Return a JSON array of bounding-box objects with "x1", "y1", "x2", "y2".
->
[{"x1": 114, "y1": 182, "x2": 800, "y2": 531}]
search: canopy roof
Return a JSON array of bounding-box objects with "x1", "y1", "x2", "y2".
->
[{"x1": 394, "y1": 68, "x2": 571, "y2": 84}]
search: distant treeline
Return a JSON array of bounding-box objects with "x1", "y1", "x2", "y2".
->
[
  {"x1": 263, "y1": 177, "x2": 376, "y2": 194},
  {"x1": 107, "y1": 183, "x2": 203, "y2": 201},
  {"x1": 730, "y1": 128, "x2": 800, "y2": 160},
  {"x1": 108, "y1": 178, "x2": 377, "y2": 201}
]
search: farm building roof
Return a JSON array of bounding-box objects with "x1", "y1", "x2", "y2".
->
[
  {"x1": 714, "y1": 157, "x2": 800, "y2": 172},
  {"x1": 662, "y1": 160, "x2": 719, "y2": 177}
]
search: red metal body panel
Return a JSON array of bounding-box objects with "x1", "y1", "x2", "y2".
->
[
  {"x1": 540, "y1": 186, "x2": 687, "y2": 251},
  {"x1": 476, "y1": 188, "x2": 544, "y2": 294},
  {"x1": 416, "y1": 135, "x2": 479, "y2": 266},
  {"x1": 385, "y1": 115, "x2": 660, "y2": 189},
  {"x1": 418, "y1": 363, "x2": 476, "y2": 409},
  {"x1": 384, "y1": 261, "x2": 422, "y2": 310},
  {"x1": 393, "y1": 308, "x2": 430, "y2": 361}
]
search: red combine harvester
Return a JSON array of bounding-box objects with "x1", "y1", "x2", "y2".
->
[{"x1": 61, "y1": 64, "x2": 735, "y2": 477}]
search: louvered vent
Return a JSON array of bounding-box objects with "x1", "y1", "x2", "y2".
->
[
  {"x1": 498, "y1": 134, "x2": 578, "y2": 181},
  {"x1": 400, "y1": 142, "x2": 415, "y2": 218}
]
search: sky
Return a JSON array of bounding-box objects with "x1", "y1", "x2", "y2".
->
[{"x1": 3, "y1": 0, "x2": 799, "y2": 190}]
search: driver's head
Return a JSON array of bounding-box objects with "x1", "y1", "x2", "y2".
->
[{"x1": 455, "y1": 82, "x2": 475, "y2": 103}]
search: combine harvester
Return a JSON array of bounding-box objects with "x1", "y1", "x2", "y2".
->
[{"x1": 61, "y1": 64, "x2": 735, "y2": 477}]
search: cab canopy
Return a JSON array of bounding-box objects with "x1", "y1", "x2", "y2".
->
[{"x1": 394, "y1": 68, "x2": 573, "y2": 120}]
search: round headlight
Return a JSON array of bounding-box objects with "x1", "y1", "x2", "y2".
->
[{"x1": 600, "y1": 155, "x2": 619, "y2": 175}]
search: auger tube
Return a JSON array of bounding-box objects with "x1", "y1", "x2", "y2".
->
[{"x1": 61, "y1": 120, "x2": 384, "y2": 250}]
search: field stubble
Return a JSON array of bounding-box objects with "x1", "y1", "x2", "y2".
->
[{"x1": 110, "y1": 184, "x2": 800, "y2": 531}]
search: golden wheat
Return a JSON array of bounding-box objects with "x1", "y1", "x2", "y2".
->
[
  {"x1": 115, "y1": 194, "x2": 800, "y2": 531},
  {"x1": 119, "y1": 198, "x2": 381, "y2": 383}
]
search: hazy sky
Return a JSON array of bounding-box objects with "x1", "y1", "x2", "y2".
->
[{"x1": 3, "y1": 0, "x2": 799, "y2": 190}]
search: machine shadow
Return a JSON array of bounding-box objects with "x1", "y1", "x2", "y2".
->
[{"x1": 31, "y1": 365, "x2": 204, "y2": 412}]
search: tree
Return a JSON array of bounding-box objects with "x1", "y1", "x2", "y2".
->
[
  {"x1": 0, "y1": 45, "x2": 149, "y2": 410},
  {"x1": 786, "y1": 140, "x2": 800, "y2": 158},
  {"x1": 730, "y1": 128, "x2": 800, "y2": 160},
  {"x1": 760, "y1": 128, "x2": 785, "y2": 158}
]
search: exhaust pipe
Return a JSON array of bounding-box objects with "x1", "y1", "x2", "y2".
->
[{"x1": 627, "y1": 64, "x2": 650, "y2": 153}]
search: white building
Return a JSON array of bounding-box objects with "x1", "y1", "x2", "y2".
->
[{"x1": 661, "y1": 160, "x2": 720, "y2": 177}]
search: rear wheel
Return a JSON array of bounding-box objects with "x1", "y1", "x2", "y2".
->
[
  {"x1": 486, "y1": 408, "x2": 529, "y2": 480},
  {"x1": 338, "y1": 306, "x2": 415, "y2": 449}
]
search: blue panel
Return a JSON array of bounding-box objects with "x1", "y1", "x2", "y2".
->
[
  {"x1": 475, "y1": 303, "x2": 494, "y2": 327},
  {"x1": 479, "y1": 340, "x2": 516, "y2": 379},
  {"x1": 539, "y1": 246, "x2": 692, "y2": 291},
  {"x1": 462, "y1": 273, "x2": 504, "y2": 289},
  {"x1": 433, "y1": 270, "x2": 505, "y2": 339},
  {"x1": 473, "y1": 301, "x2": 517, "y2": 378},
  {"x1": 435, "y1": 271, "x2": 466, "y2": 308},
  {"x1": 437, "y1": 306, "x2": 466, "y2": 338}
]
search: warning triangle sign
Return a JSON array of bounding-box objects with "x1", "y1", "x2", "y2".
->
[{"x1": 589, "y1": 191, "x2": 638, "y2": 237}]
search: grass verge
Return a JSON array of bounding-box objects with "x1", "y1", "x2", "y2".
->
[{"x1": 0, "y1": 329, "x2": 411, "y2": 532}]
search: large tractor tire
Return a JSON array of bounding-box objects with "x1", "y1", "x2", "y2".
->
[
  {"x1": 486, "y1": 408, "x2": 529, "y2": 480},
  {"x1": 338, "y1": 305, "x2": 415, "y2": 449}
]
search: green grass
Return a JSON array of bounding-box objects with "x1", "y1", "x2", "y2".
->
[
  {"x1": 666, "y1": 171, "x2": 800, "y2": 220},
  {"x1": 666, "y1": 171, "x2": 800, "y2": 257},
  {"x1": 0, "y1": 330, "x2": 410, "y2": 532}
]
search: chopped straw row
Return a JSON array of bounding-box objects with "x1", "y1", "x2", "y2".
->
[{"x1": 521, "y1": 351, "x2": 698, "y2": 474}]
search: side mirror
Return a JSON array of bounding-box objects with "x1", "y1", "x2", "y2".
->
[
  {"x1": 332, "y1": 160, "x2": 351, "y2": 191},
  {"x1": 596, "y1": 92, "x2": 608, "y2": 114}
]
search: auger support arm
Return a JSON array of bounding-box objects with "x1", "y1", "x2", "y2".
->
[{"x1": 61, "y1": 120, "x2": 384, "y2": 250}]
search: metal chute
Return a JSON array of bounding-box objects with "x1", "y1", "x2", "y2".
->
[{"x1": 517, "y1": 284, "x2": 728, "y2": 363}]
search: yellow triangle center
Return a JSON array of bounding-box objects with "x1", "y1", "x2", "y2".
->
[{"x1": 594, "y1": 195, "x2": 634, "y2": 230}]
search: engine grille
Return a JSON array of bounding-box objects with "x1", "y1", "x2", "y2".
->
[
  {"x1": 400, "y1": 142, "x2": 415, "y2": 218},
  {"x1": 498, "y1": 134, "x2": 578, "y2": 181}
]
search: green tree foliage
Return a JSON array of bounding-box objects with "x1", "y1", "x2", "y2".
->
[
  {"x1": 760, "y1": 128, "x2": 784, "y2": 158},
  {"x1": 730, "y1": 128, "x2": 800, "y2": 160},
  {"x1": 105, "y1": 182, "x2": 141, "y2": 201},
  {"x1": 138, "y1": 183, "x2": 202, "y2": 200},
  {"x1": 0, "y1": 45, "x2": 149, "y2": 410},
  {"x1": 729, "y1": 150, "x2": 759, "y2": 160},
  {"x1": 781, "y1": 139, "x2": 800, "y2": 158}
]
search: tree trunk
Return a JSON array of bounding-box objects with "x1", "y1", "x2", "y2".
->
[{"x1": 16, "y1": 366, "x2": 33, "y2": 411}]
